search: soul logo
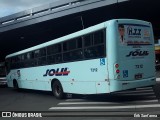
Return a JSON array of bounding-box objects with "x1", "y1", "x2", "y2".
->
[
  {"x1": 126, "y1": 50, "x2": 149, "y2": 57},
  {"x1": 43, "y1": 68, "x2": 70, "y2": 76}
]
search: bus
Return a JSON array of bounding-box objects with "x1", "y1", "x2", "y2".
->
[
  {"x1": 0, "y1": 62, "x2": 7, "y2": 86},
  {"x1": 5, "y1": 19, "x2": 156, "y2": 99}
]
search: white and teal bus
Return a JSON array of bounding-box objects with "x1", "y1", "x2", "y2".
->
[{"x1": 5, "y1": 19, "x2": 156, "y2": 99}]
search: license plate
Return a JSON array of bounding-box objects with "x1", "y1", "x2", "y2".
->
[{"x1": 135, "y1": 74, "x2": 142, "y2": 79}]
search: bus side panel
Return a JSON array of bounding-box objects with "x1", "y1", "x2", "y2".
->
[
  {"x1": 6, "y1": 58, "x2": 109, "y2": 94},
  {"x1": 59, "y1": 58, "x2": 109, "y2": 94}
]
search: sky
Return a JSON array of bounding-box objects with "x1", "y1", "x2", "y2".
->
[{"x1": 0, "y1": 0, "x2": 59, "y2": 18}]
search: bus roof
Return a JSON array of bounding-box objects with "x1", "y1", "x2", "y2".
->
[{"x1": 5, "y1": 19, "x2": 150, "y2": 59}]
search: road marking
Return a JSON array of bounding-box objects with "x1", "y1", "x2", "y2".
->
[
  {"x1": 59, "y1": 102, "x2": 120, "y2": 105},
  {"x1": 49, "y1": 104, "x2": 160, "y2": 110},
  {"x1": 58, "y1": 99, "x2": 158, "y2": 105},
  {"x1": 50, "y1": 87, "x2": 158, "y2": 111},
  {"x1": 63, "y1": 95, "x2": 157, "y2": 104}
]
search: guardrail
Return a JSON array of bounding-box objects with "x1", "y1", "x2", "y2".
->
[
  {"x1": 0, "y1": 0, "x2": 128, "y2": 32},
  {"x1": 0, "y1": 0, "x2": 128, "y2": 26},
  {"x1": 0, "y1": 0, "x2": 84, "y2": 25}
]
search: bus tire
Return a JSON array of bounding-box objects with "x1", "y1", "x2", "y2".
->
[
  {"x1": 52, "y1": 80, "x2": 65, "y2": 99},
  {"x1": 13, "y1": 80, "x2": 19, "y2": 91}
]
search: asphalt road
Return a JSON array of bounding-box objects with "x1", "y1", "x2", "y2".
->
[{"x1": 0, "y1": 71, "x2": 160, "y2": 120}]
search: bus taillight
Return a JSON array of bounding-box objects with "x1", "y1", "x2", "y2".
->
[
  {"x1": 114, "y1": 63, "x2": 120, "y2": 79},
  {"x1": 116, "y1": 69, "x2": 120, "y2": 73},
  {"x1": 115, "y1": 64, "x2": 119, "y2": 68}
]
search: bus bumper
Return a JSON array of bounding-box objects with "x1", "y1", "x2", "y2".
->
[{"x1": 110, "y1": 77, "x2": 156, "y2": 92}]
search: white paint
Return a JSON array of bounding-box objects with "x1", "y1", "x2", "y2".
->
[
  {"x1": 65, "y1": 99, "x2": 86, "y2": 102},
  {"x1": 49, "y1": 104, "x2": 160, "y2": 110},
  {"x1": 58, "y1": 99, "x2": 158, "y2": 105}
]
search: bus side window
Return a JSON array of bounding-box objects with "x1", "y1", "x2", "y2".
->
[
  {"x1": 68, "y1": 39, "x2": 77, "y2": 50},
  {"x1": 47, "y1": 45, "x2": 53, "y2": 55},
  {"x1": 84, "y1": 34, "x2": 93, "y2": 47},
  {"x1": 84, "y1": 30, "x2": 105, "y2": 59},
  {"x1": 55, "y1": 54, "x2": 62, "y2": 63},
  {"x1": 63, "y1": 37, "x2": 83, "y2": 62},
  {"x1": 38, "y1": 57, "x2": 46, "y2": 66},
  {"x1": 71, "y1": 49, "x2": 83, "y2": 60},
  {"x1": 55, "y1": 44, "x2": 61, "y2": 53},
  {"x1": 63, "y1": 42, "x2": 68, "y2": 51},
  {"x1": 84, "y1": 45, "x2": 104, "y2": 58},
  {"x1": 47, "y1": 55, "x2": 55, "y2": 64},
  {"x1": 47, "y1": 43, "x2": 62, "y2": 64},
  {"x1": 77, "y1": 37, "x2": 82, "y2": 48},
  {"x1": 34, "y1": 50, "x2": 40, "y2": 58},
  {"x1": 63, "y1": 52, "x2": 70, "y2": 61},
  {"x1": 40, "y1": 48, "x2": 46, "y2": 57},
  {"x1": 94, "y1": 30, "x2": 104, "y2": 45},
  {"x1": 84, "y1": 33, "x2": 93, "y2": 58}
]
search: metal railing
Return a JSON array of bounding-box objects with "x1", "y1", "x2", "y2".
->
[{"x1": 0, "y1": 0, "x2": 93, "y2": 25}]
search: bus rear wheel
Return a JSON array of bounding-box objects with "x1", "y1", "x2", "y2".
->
[{"x1": 52, "y1": 80, "x2": 65, "y2": 99}]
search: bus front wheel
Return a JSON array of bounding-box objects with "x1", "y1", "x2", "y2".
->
[{"x1": 52, "y1": 80, "x2": 65, "y2": 99}]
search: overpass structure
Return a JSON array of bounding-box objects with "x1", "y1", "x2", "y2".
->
[{"x1": 0, "y1": 0, "x2": 160, "y2": 62}]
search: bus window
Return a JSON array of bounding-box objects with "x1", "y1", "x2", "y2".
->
[
  {"x1": 21, "y1": 54, "x2": 25, "y2": 60},
  {"x1": 47, "y1": 43, "x2": 61, "y2": 55},
  {"x1": 63, "y1": 42, "x2": 67, "y2": 51},
  {"x1": 77, "y1": 37, "x2": 82, "y2": 48},
  {"x1": 71, "y1": 49, "x2": 83, "y2": 60},
  {"x1": 84, "y1": 34, "x2": 93, "y2": 47},
  {"x1": 55, "y1": 54, "x2": 62, "y2": 63},
  {"x1": 38, "y1": 57, "x2": 46, "y2": 66},
  {"x1": 34, "y1": 48, "x2": 46, "y2": 58},
  {"x1": 63, "y1": 39, "x2": 77, "y2": 51},
  {"x1": 40, "y1": 48, "x2": 46, "y2": 57},
  {"x1": 94, "y1": 30, "x2": 104, "y2": 45},
  {"x1": 55, "y1": 44, "x2": 61, "y2": 53},
  {"x1": 47, "y1": 55, "x2": 55, "y2": 64},
  {"x1": 26, "y1": 52, "x2": 34, "y2": 60}
]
